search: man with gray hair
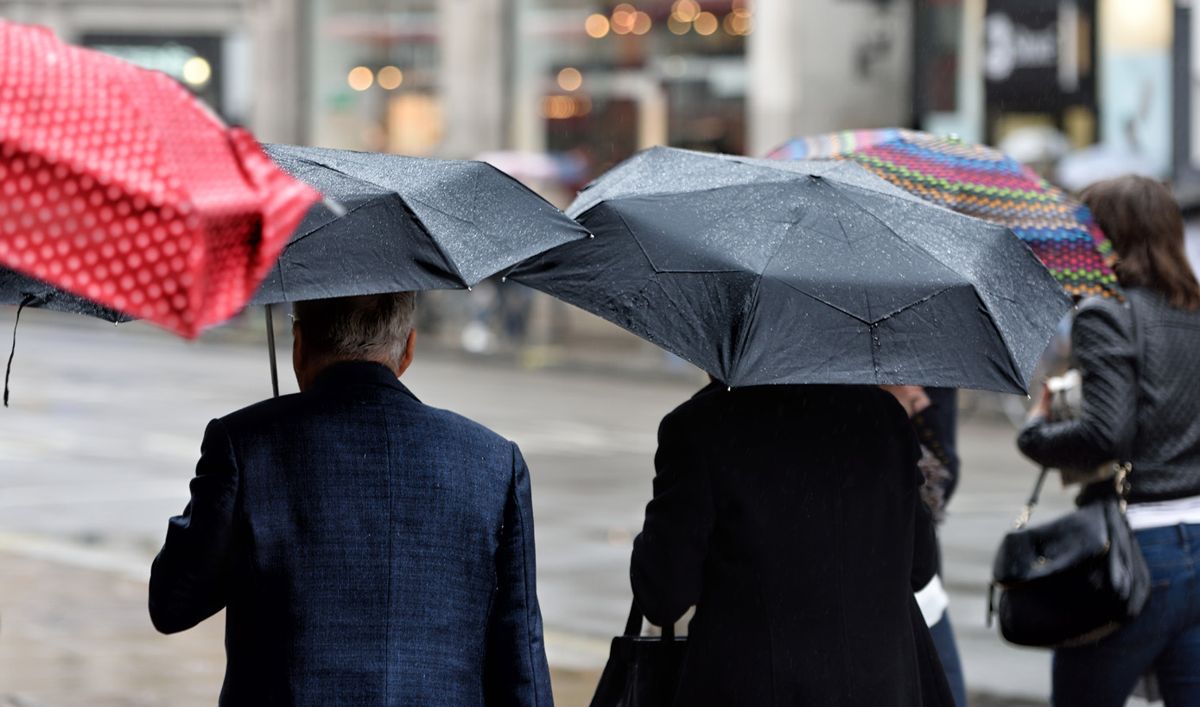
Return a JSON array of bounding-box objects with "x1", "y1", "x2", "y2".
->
[{"x1": 148, "y1": 292, "x2": 553, "y2": 706}]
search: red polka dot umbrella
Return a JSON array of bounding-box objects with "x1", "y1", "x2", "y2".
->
[{"x1": 0, "y1": 21, "x2": 320, "y2": 338}]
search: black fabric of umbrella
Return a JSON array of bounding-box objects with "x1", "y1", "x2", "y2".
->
[
  {"x1": 509, "y1": 147, "x2": 1071, "y2": 394},
  {"x1": 1, "y1": 144, "x2": 590, "y2": 401},
  {"x1": 253, "y1": 144, "x2": 590, "y2": 301}
]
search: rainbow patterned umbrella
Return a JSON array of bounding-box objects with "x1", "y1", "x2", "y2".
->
[{"x1": 769, "y1": 128, "x2": 1120, "y2": 299}]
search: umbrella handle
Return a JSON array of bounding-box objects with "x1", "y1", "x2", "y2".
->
[{"x1": 265, "y1": 305, "x2": 280, "y2": 398}]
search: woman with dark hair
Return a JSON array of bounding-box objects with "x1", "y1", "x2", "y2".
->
[{"x1": 1018, "y1": 176, "x2": 1200, "y2": 706}]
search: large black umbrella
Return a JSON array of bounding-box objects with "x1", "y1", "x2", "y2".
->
[{"x1": 510, "y1": 147, "x2": 1070, "y2": 394}]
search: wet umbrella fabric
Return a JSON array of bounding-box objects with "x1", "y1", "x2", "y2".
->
[
  {"x1": 510, "y1": 147, "x2": 1070, "y2": 394},
  {"x1": 251, "y1": 144, "x2": 592, "y2": 304},
  {"x1": 0, "y1": 22, "x2": 320, "y2": 337},
  {"x1": 769, "y1": 129, "x2": 1120, "y2": 299}
]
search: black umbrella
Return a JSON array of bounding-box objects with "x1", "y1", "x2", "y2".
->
[
  {"x1": 255, "y1": 144, "x2": 591, "y2": 301},
  {"x1": 509, "y1": 147, "x2": 1070, "y2": 394}
]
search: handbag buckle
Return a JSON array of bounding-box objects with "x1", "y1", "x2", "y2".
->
[
  {"x1": 1013, "y1": 505, "x2": 1033, "y2": 529},
  {"x1": 1113, "y1": 462, "x2": 1133, "y2": 500}
]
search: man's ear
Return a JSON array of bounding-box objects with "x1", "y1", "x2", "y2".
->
[{"x1": 395, "y1": 329, "x2": 417, "y2": 378}]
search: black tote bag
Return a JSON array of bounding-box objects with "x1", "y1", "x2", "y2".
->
[{"x1": 589, "y1": 602, "x2": 688, "y2": 707}]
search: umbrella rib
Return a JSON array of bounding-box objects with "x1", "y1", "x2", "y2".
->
[
  {"x1": 281, "y1": 196, "x2": 389, "y2": 249},
  {"x1": 820, "y1": 181, "x2": 970, "y2": 274},
  {"x1": 610, "y1": 208, "x2": 664, "y2": 274},
  {"x1": 388, "y1": 195, "x2": 472, "y2": 288},
  {"x1": 572, "y1": 178, "x2": 806, "y2": 218},
  {"x1": 827, "y1": 181, "x2": 1037, "y2": 384}
]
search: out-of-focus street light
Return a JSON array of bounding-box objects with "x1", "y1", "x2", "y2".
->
[
  {"x1": 377, "y1": 65, "x2": 404, "y2": 90},
  {"x1": 693, "y1": 11, "x2": 718, "y2": 36},
  {"x1": 181, "y1": 56, "x2": 211, "y2": 87},
  {"x1": 632, "y1": 11, "x2": 652, "y2": 35},
  {"x1": 612, "y1": 3, "x2": 637, "y2": 35},
  {"x1": 672, "y1": 0, "x2": 700, "y2": 23},
  {"x1": 557, "y1": 66, "x2": 583, "y2": 91},
  {"x1": 585, "y1": 13, "x2": 611, "y2": 38},
  {"x1": 347, "y1": 65, "x2": 373, "y2": 91}
]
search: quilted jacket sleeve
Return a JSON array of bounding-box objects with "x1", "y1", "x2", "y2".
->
[{"x1": 1018, "y1": 299, "x2": 1137, "y2": 470}]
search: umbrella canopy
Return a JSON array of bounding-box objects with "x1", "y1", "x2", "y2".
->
[
  {"x1": 0, "y1": 269, "x2": 128, "y2": 322},
  {"x1": 0, "y1": 21, "x2": 320, "y2": 337},
  {"x1": 252, "y1": 144, "x2": 591, "y2": 304},
  {"x1": 510, "y1": 147, "x2": 1070, "y2": 394},
  {"x1": 769, "y1": 128, "x2": 1120, "y2": 299}
]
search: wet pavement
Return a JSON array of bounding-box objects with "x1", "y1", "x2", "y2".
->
[{"x1": 0, "y1": 311, "x2": 1150, "y2": 705}]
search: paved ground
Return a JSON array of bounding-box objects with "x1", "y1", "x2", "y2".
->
[{"x1": 0, "y1": 312, "x2": 1152, "y2": 705}]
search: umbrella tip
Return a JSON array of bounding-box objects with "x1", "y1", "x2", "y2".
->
[
  {"x1": 500, "y1": 276, "x2": 507, "y2": 283},
  {"x1": 467, "y1": 286, "x2": 473, "y2": 292}
]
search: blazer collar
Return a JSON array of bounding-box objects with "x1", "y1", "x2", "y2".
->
[{"x1": 309, "y1": 360, "x2": 419, "y2": 401}]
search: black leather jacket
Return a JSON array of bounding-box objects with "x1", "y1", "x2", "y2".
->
[{"x1": 1018, "y1": 288, "x2": 1200, "y2": 504}]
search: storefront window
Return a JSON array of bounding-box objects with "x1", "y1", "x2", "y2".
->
[{"x1": 308, "y1": 0, "x2": 442, "y2": 153}]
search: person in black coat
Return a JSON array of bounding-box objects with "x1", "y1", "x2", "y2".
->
[
  {"x1": 149, "y1": 293, "x2": 553, "y2": 706},
  {"x1": 630, "y1": 382, "x2": 954, "y2": 706}
]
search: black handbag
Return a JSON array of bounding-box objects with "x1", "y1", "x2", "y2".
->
[
  {"x1": 589, "y1": 602, "x2": 687, "y2": 707},
  {"x1": 987, "y1": 465, "x2": 1150, "y2": 647},
  {"x1": 987, "y1": 296, "x2": 1151, "y2": 648}
]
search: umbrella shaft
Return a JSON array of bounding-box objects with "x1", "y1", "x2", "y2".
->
[{"x1": 265, "y1": 305, "x2": 280, "y2": 398}]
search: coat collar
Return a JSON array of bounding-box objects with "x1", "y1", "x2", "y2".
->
[{"x1": 308, "y1": 360, "x2": 419, "y2": 401}]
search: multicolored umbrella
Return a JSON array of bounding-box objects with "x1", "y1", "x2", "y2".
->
[
  {"x1": 769, "y1": 128, "x2": 1120, "y2": 299},
  {"x1": 0, "y1": 21, "x2": 321, "y2": 337}
]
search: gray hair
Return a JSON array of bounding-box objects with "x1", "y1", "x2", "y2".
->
[{"x1": 292, "y1": 292, "x2": 417, "y2": 368}]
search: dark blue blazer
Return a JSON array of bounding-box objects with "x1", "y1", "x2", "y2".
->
[{"x1": 149, "y1": 361, "x2": 553, "y2": 706}]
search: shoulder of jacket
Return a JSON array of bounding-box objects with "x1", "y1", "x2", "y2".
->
[
  {"x1": 219, "y1": 392, "x2": 305, "y2": 432},
  {"x1": 1073, "y1": 295, "x2": 1131, "y2": 335},
  {"x1": 412, "y1": 402, "x2": 514, "y2": 451}
]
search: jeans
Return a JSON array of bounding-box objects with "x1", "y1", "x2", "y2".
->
[
  {"x1": 929, "y1": 613, "x2": 966, "y2": 707},
  {"x1": 1052, "y1": 523, "x2": 1200, "y2": 707}
]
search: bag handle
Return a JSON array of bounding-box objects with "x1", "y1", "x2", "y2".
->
[{"x1": 623, "y1": 600, "x2": 675, "y2": 640}]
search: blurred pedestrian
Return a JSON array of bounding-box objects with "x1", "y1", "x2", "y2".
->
[
  {"x1": 1018, "y1": 176, "x2": 1200, "y2": 706},
  {"x1": 149, "y1": 293, "x2": 552, "y2": 706},
  {"x1": 884, "y1": 386, "x2": 967, "y2": 707},
  {"x1": 630, "y1": 381, "x2": 954, "y2": 706}
]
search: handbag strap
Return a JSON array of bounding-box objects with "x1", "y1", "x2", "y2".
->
[
  {"x1": 1012, "y1": 467, "x2": 1051, "y2": 529},
  {"x1": 623, "y1": 600, "x2": 675, "y2": 640}
]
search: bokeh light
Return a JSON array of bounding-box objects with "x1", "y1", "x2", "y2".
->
[
  {"x1": 585, "y1": 13, "x2": 611, "y2": 38},
  {"x1": 693, "y1": 11, "x2": 719, "y2": 36},
  {"x1": 667, "y1": 15, "x2": 691, "y2": 35},
  {"x1": 672, "y1": 0, "x2": 701, "y2": 23},
  {"x1": 557, "y1": 66, "x2": 583, "y2": 92},
  {"x1": 181, "y1": 56, "x2": 211, "y2": 87},
  {"x1": 347, "y1": 65, "x2": 373, "y2": 91},
  {"x1": 377, "y1": 65, "x2": 404, "y2": 90},
  {"x1": 632, "y1": 11, "x2": 652, "y2": 35}
]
